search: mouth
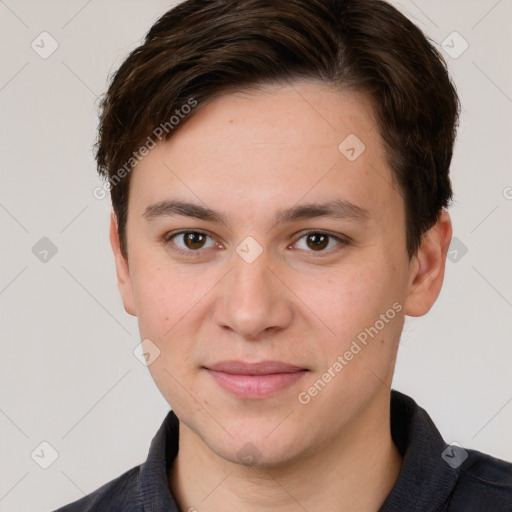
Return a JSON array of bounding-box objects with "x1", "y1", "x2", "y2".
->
[{"x1": 203, "y1": 360, "x2": 309, "y2": 399}]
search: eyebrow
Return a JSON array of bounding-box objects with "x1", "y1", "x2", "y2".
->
[{"x1": 142, "y1": 199, "x2": 370, "y2": 225}]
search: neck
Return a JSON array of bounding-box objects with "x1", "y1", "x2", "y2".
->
[{"x1": 169, "y1": 390, "x2": 402, "y2": 512}]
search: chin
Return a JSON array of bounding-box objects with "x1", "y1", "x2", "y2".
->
[
  {"x1": 201, "y1": 420, "x2": 306, "y2": 469},
  {"x1": 217, "y1": 439, "x2": 302, "y2": 469}
]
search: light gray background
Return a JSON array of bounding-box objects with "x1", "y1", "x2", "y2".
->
[{"x1": 0, "y1": 1, "x2": 511, "y2": 511}]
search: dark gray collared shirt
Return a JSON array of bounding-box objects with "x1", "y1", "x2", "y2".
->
[{"x1": 52, "y1": 390, "x2": 512, "y2": 511}]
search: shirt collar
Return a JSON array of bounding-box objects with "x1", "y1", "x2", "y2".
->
[
  {"x1": 137, "y1": 390, "x2": 458, "y2": 512},
  {"x1": 378, "y1": 390, "x2": 458, "y2": 511},
  {"x1": 138, "y1": 407, "x2": 180, "y2": 512}
]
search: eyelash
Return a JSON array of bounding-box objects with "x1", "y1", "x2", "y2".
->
[{"x1": 162, "y1": 230, "x2": 350, "y2": 257}]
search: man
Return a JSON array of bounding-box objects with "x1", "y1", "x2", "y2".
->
[{"x1": 54, "y1": 0, "x2": 512, "y2": 510}]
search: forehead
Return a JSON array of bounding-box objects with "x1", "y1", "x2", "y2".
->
[
  {"x1": 128, "y1": 81, "x2": 402, "y2": 227},
  {"x1": 172, "y1": 81, "x2": 380, "y2": 154}
]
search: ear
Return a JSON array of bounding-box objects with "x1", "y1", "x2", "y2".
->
[
  {"x1": 404, "y1": 209, "x2": 452, "y2": 317},
  {"x1": 109, "y1": 212, "x2": 136, "y2": 316}
]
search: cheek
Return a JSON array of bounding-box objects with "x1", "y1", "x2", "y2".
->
[
  {"x1": 130, "y1": 257, "x2": 220, "y2": 376},
  {"x1": 313, "y1": 262, "x2": 381, "y2": 330},
  {"x1": 134, "y1": 264, "x2": 203, "y2": 406},
  {"x1": 130, "y1": 258, "x2": 198, "y2": 340},
  {"x1": 309, "y1": 254, "x2": 405, "y2": 355}
]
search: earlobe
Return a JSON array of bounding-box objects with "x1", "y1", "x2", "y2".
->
[
  {"x1": 404, "y1": 210, "x2": 453, "y2": 317},
  {"x1": 109, "y1": 212, "x2": 137, "y2": 316}
]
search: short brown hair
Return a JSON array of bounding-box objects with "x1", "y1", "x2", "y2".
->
[{"x1": 96, "y1": 0, "x2": 460, "y2": 258}]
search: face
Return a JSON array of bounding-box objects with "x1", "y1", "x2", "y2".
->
[{"x1": 111, "y1": 81, "x2": 445, "y2": 467}]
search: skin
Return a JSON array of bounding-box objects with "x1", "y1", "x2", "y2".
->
[{"x1": 110, "y1": 81, "x2": 452, "y2": 511}]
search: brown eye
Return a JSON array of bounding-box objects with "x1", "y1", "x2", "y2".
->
[
  {"x1": 292, "y1": 231, "x2": 347, "y2": 253},
  {"x1": 306, "y1": 233, "x2": 329, "y2": 251},
  {"x1": 183, "y1": 232, "x2": 207, "y2": 250},
  {"x1": 168, "y1": 231, "x2": 216, "y2": 252}
]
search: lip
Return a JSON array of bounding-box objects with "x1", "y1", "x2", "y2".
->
[{"x1": 204, "y1": 360, "x2": 308, "y2": 399}]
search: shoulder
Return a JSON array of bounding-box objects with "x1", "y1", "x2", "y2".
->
[
  {"x1": 448, "y1": 448, "x2": 512, "y2": 511},
  {"x1": 51, "y1": 465, "x2": 142, "y2": 512}
]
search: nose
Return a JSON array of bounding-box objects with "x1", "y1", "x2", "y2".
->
[{"x1": 213, "y1": 248, "x2": 294, "y2": 340}]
